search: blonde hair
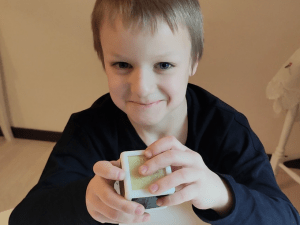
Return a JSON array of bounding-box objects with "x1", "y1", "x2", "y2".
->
[{"x1": 91, "y1": 0, "x2": 204, "y2": 74}]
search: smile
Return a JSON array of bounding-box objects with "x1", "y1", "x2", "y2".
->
[{"x1": 132, "y1": 100, "x2": 161, "y2": 108}]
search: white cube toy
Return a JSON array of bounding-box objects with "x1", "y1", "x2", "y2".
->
[{"x1": 116, "y1": 150, "x2": 175, "y2": 212}]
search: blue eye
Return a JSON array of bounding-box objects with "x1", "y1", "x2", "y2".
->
[
  {"x1": 111, "y1": 62, "x2": 174, "y2": 70},
  {"x1": 159, "y1": 62, "x2": 173, "y2": 70},
  {"x1": 113, "y1": 62, "x2": 130, "y2": 69}
]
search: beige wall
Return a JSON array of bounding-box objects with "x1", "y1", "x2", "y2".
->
[{"x1": 0, "y1": 0, "x2": 299, "y2": 155}]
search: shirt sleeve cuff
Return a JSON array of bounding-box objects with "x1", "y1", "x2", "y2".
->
[{"x1": 191, "y1": 173, "x2": 237, "y2": 224}]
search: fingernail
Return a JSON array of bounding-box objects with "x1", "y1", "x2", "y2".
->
[
  {"x1": 135, "y1": 206, "x2": 143, "y2": 215},
  {"x1": 156, "y1": 199, "x2": 163, "y2": 206},
  {"x1": 140, "y1": 166, "x2": 147, "y2": 174},
  {"x1": 150, "y1": 184, "x2": 158, "y2": 193}
]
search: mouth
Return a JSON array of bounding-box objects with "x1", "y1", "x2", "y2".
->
[
  {"x1": 133, "y1": 101, "x2": 161, "y2": 105},
  {"x1": 131, "y1": 100, "x2": 162, "y2": 108}
]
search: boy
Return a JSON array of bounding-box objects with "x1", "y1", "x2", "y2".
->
[{"x1": 9, "y1": 0, "x2": 300, "y2": 224}]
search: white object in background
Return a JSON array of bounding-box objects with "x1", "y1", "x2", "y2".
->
[
  {"x1": 266, "y1": 47, "x2": 300, "y2": 122},
  {"x1": 0, "y1": 208, "x2": 14, "y2": 225},
  {"x1": 0, "y1": 52, "x2": 14, "y2": 142},
  {"x1": 267, "y1": 47, "x2": 300, "y2": 185}
]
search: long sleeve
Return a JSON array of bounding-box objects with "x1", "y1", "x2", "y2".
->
[
  {"x1": 191, "y1": 110, "x2": 300, "y2": 224},
  {"x1": 8, "y1": 83, "x2": 300, "y2": 224},
  {"x1": 9, "y1": 114, "x2": 102, "y2": 225}
]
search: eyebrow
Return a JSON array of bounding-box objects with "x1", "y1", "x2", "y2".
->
[{"x1": 111, "y1": 52, "x2": 175, "y2": 59}]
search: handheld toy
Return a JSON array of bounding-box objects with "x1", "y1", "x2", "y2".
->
[{"x1": 115, "y1": 150, "x2": 175, "y2": 212}]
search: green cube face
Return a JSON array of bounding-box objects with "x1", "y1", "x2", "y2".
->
[{"x1": 128, "y1": 155, "x2": 166, "y2": 190}]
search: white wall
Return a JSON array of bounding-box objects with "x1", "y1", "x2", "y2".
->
[{"x1": 0, "y1": 0, "x2": 299, "y2": 155}]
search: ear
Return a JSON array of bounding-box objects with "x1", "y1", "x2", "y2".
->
[{"x1": 190, "y1": 56, "x2": 199, "y2": 77}]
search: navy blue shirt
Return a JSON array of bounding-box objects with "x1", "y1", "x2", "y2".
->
[{"x1": 9, "y1": 83, "x2": 300, "y2": 224}]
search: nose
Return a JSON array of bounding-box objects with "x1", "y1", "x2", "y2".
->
[{"x1": 129, "y1": 68, "x2": 155, "y2": 98}]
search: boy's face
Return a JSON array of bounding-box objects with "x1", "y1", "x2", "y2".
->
[{"x1": 100, "y1": 15, "x2": 198, "y2": 129}]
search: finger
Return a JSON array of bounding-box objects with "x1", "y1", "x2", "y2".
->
[
  {"x1": 140, "y1": 150, "x2": 199, "y2": 176},
  {"x1": 110, "y1": 158, "x2": 122, "y2": 169},
  {"x1": 87, "y1": 195, "x2": 119, "y2": 224},
  {"x1": 158, "y1": 183, "x2": 198, "y2": 207},
  {"x1": 108, "y1": 159, "x2": 124, "y2": 187},
  {"x1": 145, "y1": 136, "x2": 186, "y2": 158},
  {"x1": 175, "y1": 183, "x2": 189, "y2": 192},
  {"x1": 92, "y1": 210, "x2": 118, "y2": 224},
  {"x1": 96, "y1": 177, "x2": 147, "y2": 217},
  {"x1": 94, "y1": 161, "x2": 125, "y2": 181},
  {"x1": 89, "y1": 196, "x2": 150, "y2": 224},
  {"x1": 148, "y1": 168, "x2": 201, "y2": 195}
]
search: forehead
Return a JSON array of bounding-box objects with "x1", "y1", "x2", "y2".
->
[{"x1": 100, "y1": 14, "x2": 191, "y2": 56}]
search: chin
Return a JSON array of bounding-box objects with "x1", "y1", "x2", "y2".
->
[{"x1": 128, "y1": 114, "x2": 163, "y2": 127}]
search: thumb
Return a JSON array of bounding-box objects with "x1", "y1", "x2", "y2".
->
[
  {"x1": 93, "y1": 160, "x2": 125, "y2": 181},
  {"x1": 110, "y1": 158, "x2": 122, "y2": 169}
]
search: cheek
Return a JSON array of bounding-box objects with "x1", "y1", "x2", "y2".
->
[
  {"x1": 107, "y1": 74, "x2": 120, "y2": 88},
  {"x1": 164, "y1": 79, "x2": 187, "y2": 97},
  {"x1": 107, "y1": 76, "x2": 125, "y2": 95},
  {"x1": 106, "y1": 80, "x2": 126, "y2": 107},
  {"x1": 167, "y1": 84, "x2": 188, "y2": 107}
]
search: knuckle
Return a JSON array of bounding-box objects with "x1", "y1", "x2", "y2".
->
[
  {"x1": 194, "y1": 152, "x2": 204, "y2": 164},
  {"x1": 179, "y1": 168, "x2": 188, "y2": 181},
  {"x1": 179, "y1": 189, "x2": 188, "y2": 201},
  {"x1": 101, "y1": 191, "x2": 113, "y2": 203},
  {"x1": 153, "y1": 156, "x2": 162, "y2": 166},
  {"x1": 168, "y1": 135, "x2": 177, "y2": 142},
  {"x1": 193, "y1": 150, "x2": 201, "y2": 158},
  {"x1": 108, "y1": 210, "x2": 121, "y2": 221},
  {"x1": 120, "y1": 203, "x2": 132, "y2": 214},
  {"x1": 91, "y1": 211, "x2": 105, "y2": 223},
  {"x1": 168, "y1": 150, "x2": 177, "y2": 161}
]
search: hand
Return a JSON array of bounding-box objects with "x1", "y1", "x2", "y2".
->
[
  {"x1": 86, "y1": 159, "x2": 151, "y2": 224},
  {"x1": 138, "y1": 136, "x2": 233, "y2": 216}
]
